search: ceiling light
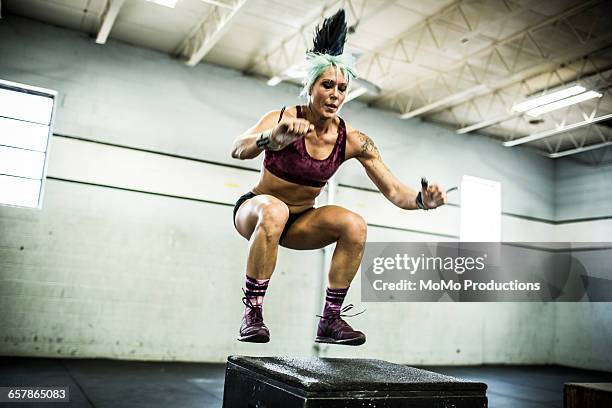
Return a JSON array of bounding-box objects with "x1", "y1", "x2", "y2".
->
[
  {"x1": 525, "y1": 90, "x2": 602, "y2": 117},
  {"x1": 512, "y1": 85, "x2": 586, "y2": 113},
  {"x1": 503, "y1": 112, "x2": 612, "y2": 147},
  {"x1": 145, "y1": 0, "x2": 179, "y2": 8},
  {"x1": 344, "y1": 87, "x2": 368, "y2": 102},
  {"x1": 266, "y1": 76, "x2": 283, "y2": 86},
  {"x1": 266, "y1": 63, "x2": 308, "y2": 86},
  {"x1": 265, "y1": 68, "x2": 381, "y2": 105},
  {"x1": 285, "y1": 66, "x2": 308, "y2": 79},
  {"x1": 548, "y1": 141, "x2": 612, "y2": 158}
]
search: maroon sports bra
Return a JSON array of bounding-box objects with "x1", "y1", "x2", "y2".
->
[{"x1": 263, "y1": 106, "x2": 347, "y2": 188}]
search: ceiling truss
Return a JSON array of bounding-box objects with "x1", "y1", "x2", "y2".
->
[
  {"x1": 176, "y1": 0, "x2": 247, "y2": 67},
  {"x1": 376, "y1": 0, "x2": 607, "y2": 118},
  {"x1": 96, "y1": 0, "x2": 125, "y2": 45},
  {"x1": 7, "y1": 0, "x2": 612, "y2": 161},
  {"x1": 456, "y1": 56, "x2": 612, "y2": 133},
  {"x1": 244, "y1": 0, "x2": 349, "y2": 76}
]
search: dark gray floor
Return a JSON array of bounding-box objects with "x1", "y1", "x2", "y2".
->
[
  {"x1": 426, "y1": 365, "x2": 612, "y2": 408},
  {"x1": 0, "y1": 357, "x2": 610, "y2": 407}
]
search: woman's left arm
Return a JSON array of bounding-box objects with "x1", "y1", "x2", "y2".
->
[{"x1": 349, "y1": 129, "x2": 447, "y2": 210}]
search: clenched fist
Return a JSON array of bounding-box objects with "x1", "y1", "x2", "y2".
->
[
  {"x1": 419, "y1": 177, "x2": 447, "y2": 210},
  {"x1": 266, "y1": 118, "x2": 315, "y2": 151}
]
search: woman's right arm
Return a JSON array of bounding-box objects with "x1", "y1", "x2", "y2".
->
[
  {"x1": 231, "y1": 110, "x2": 313, "y2": 160},
  {"x1": 230, "y1": 110, "x2": 280, "y2": 160}
]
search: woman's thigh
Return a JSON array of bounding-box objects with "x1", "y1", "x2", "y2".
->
[
  {"x1": 280, "y1": 205, "x2": 366, "y2": 250},
  {"x1": 234, "y1": 194, "x2": 289, "y2": 240}
]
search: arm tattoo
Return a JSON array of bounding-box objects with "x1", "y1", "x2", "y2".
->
[
  {"x1": 358, "y1": 131, "x2": 381, "y2": 159},
  {"x1": 358, "y1": 132, "x2": 392, "y2": 183}
]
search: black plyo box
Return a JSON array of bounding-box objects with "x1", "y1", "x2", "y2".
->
[
  {"x1": 223, "y1": 356, "x2": 487, "y2": 408},
  {"x1": 564, "y1": 383, "x2": 612, "y2": 408}
]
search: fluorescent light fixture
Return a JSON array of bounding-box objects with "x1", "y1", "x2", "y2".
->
[
  {"x1": 285, "y1": 66, "x2": 308, "y2": 79},
  {"x1": 344, "y1": 87, "x2": 367, "y2": 102},
  {"x1": 267, "y1": 76, "x2": 283, "y2": 86},
  {"x1": 504, "y1": 112, "x2": 612, "y2": 147},
  {"x1": 266, "y1": 67, "x2": 380, "y2": 105},
  {"x1": 456, "y1": 113, "x2": 515, "y2": 134},
  {"x1": 401, "y1": 84, "x2": 489, "y2": 119},
  {"x1": 266, "y1": 63, "x2": 308, "y2": 86},
  {"x1": 145, "y1": 0, "x2": 179, "y2": 8},
  {"x1": 513, "y1": 85, "x2": 585, "y2": 113},
  {"x1": 198, "y1": 0, "x2": 233, "y2": 9},
  {"x1": 548, "y1": 141, "x2": 612, "y2": 158},
  {"x1": 345, "y1": 78, "x2": 381, "y2": 102},
  {"x1": 525, "y1": 90, "x2": 602, "y2": 117}
]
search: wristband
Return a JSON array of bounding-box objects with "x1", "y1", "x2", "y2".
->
[
  {"x1": 256, "y1": 129, "x2": 274, "y2": 150},
  {"x1": 416, "y1": 191, "x2": 428, "y2": 210},
  {"x1": 256, "y1": 133, "x2": 269, "y2": 149}
]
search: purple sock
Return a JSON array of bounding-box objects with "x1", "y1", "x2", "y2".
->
[
  {"x1": 323, "y1": 286, "x2": 349, "y2": 317},
  {"x1": 244, "y1": 275, "x2": 269, "y2": 309}
]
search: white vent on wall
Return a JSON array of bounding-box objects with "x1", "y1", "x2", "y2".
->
[
  {"x1": 0, "y1": 79, "x2": 57, "y2": 209},
  {"x1": 459, "y1": 175, "x2": 501, "y2": 242}
]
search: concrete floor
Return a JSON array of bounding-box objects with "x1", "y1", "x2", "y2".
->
[{"x1": 0, "y1": 357, "x2": 611, "y2": 407}]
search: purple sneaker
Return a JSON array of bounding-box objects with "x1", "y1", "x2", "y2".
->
[
  {"x1": 238, "y1": 296, "x2": 270, "y2": 343},
  {"x1": 315, "y1": 304, "x2": 366, "y2": 346}
]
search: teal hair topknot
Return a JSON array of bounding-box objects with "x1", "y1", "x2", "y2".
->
[{"x1": 300, "y1": 51, "x2": 358, "y2": 100}]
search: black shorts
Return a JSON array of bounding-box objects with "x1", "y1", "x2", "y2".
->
[{"x1": 232, "y1": 191, "x2": 314, "y2": 243}]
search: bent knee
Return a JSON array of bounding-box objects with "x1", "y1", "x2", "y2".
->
[
  {"x1": 256, "y1": 199, "x2": 290, "y2": 236},
  {"x1": 339, "y1": 211, "x2": 367, "y2": 242}
]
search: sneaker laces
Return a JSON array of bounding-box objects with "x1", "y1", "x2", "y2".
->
[
  {"x1": 316, "y1": 304, "x2": 366, "y2": 319},
  {"x1": 317, "y1": 304, "x2": 366, "y2": 337},
  {"x1": 241, "y1": 288, "x2": 264, "y2": 323},
  {"x1": 241, "y1": 288, "x2": 261, "y2": 309}
]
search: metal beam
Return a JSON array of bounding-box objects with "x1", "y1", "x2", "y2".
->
[
  {"x1": 243, "y1": 0, "x2": 345, "y2": 76},
  {"x1": 96, "y1": 0, "x2": 125, "y2": 45},
  {"x1": 177, "y1": 0, "x2": 246, "y2": 67},
  {"x1": 434, "y1": 38, "x2": 612, "y2": 124},
  {"x1": 504, "y1": 113, "x2": 612, "y2": 147},
  {"x1": 358, "y1": 0, "x2": 535, "y2": 93},
  {"x1": 548, "y1": 141, "x2": 612, "y2": 158},
  {"x1": 246, "y1": 0, "x2": 413, "y2": 86},
  {"x1": 357, "y1": 0, "x2": 465, "y2": 78},
  {"x1": 456, "y1": 113, "x2": 517, "y2": 134},
  {"x1": 456, "y1": 64, "x2": 612, "y2": 134},
  {"x1": 198, "y1": 0, "x2": 233, "y2": 9},
  {"x1": 385, "y1": 0, "x2": 606, "y2": 117},
  {"x1": 399, "y1": 84, "x2": 488, "y2": 119}
]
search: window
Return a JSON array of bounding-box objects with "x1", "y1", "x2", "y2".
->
[
  {"x1": 0, "y1": 79, "x2": 57, "y2": 208},
  {"x1": 459, "y1": 175, "x2": 501, "y2": 241}
]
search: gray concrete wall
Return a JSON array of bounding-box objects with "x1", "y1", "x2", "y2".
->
[
  {"x1": 553, "y1": 155, "x2": 612, "y2": 371},
  {"x1": 0, "y1": 16, "x2": 609, "y2": 369},
  {"x1": 0, "y1": 179, "x2": 321, "y2": 360},
  {"x1": 555, "y1": 157, "x2": 612, "y2": 221}
]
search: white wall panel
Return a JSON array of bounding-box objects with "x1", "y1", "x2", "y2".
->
[
  {"x1": 555, "y1": 219, "x2": 612, "y2": 242},
  {"x1": 48, "y1": 137, "x2": 260, "y2": 204},
  {"x1": 501, "y1": 216, "x2": 555, "y2": 242}
]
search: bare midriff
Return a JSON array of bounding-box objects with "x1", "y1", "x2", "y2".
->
[{"x1": 251, "y1": 166, "x2": 323, "y2": 213}]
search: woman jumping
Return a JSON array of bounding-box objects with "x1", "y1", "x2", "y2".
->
[{"x1": 231, "y1": 9, "x2": 447, "y2": 346}]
